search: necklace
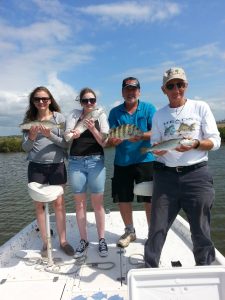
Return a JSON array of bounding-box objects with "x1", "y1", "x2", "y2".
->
[{"x1": 175, "y1": 99, "x2": 187, "y2": 116}]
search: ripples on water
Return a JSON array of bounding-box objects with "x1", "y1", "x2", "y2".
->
[{"x1": 0, "y1": 146, "x2": 224, "y2": 256}]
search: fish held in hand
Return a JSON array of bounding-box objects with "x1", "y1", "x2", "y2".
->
[
  {"x1": 141, "y1": 138, "x2": 195, "y2": 153},
  {"x1": 104, "y1": 124, "x2": 143, "y2": 141},
  {"x1": 64, "y1": 107, "x2": 105, "y2": 142},
  {"x1": 19, "y1": 120, "x2": 64, "y2": 131}
]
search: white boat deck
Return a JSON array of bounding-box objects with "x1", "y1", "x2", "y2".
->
[{"x1": 0, "y1": 211, "x2": 225, "y2": 300}]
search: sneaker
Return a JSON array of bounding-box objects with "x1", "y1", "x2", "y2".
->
[
  {"x1": 74, "y1": 239, "x2": 89, "y2": 259},
  {"x1": 98, "y1": 238, "x2": 108, "y2": 257},
  {"x1": 117, "y1": 229, "x2": 136, "y2": 248}
]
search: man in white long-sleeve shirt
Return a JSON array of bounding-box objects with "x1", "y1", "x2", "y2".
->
[{"x1": 144, "y1": 67, "x2": 221, "y2": 267}]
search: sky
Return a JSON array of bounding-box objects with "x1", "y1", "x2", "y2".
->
[{"x1": 0, "y1": 0, "x2": 225, "y2": 136}]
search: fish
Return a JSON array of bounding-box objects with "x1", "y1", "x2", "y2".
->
[
  {"x1": 19, "y1": 120, "x2": 64, "y2": 130},
  {"x1": 141, "y1": 138, "x2": 195, "y2": 153},
  {"x1": 177, "y1": 123, "x2": 195, "y2": 132},
  {"x1": 64, "y1": 107, "x2": 105, "y2": 142},
  {"x1": 103, "y1": 124, "x2": 143, "y2": 141}
]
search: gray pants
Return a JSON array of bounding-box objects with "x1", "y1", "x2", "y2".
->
[{"x1": 144, "y1": 164, "x2": 215, "y2": 267}]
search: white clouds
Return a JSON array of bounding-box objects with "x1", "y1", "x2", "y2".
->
[
  {"x1": 76, "y1": 1, "x2": 181, "y2": 25},
  {"x1": 0, "y1": 18, "x2": 96, "y2": 91},
  {"x1": 0, "y1": 1, "x2": 224, "y2": 136},
  {"x1": 0, "y1": 20, "x2": 71, "y2": 46},
  {"x1": 46, "y1": 72, "x2": 80, "y2": 115},
  {"x1": 32, "y1": 0, "x2": 66, "y2": 16},
  {"x1": 182, "y1": 43, "x2": 222, "y2": 60},
  {"x1": 0, "y1": 73, "x2": 80, "y2": 136}
]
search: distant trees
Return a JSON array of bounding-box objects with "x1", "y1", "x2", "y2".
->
[
  {"x1": 0, "y1": 136, "x2": 23, "y2": 153},
  {"x1": 219, "y1": 127, "x2": 225, "y2": 141}
]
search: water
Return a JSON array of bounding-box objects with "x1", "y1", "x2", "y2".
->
[{"x1": 0, "y1": 146, "x2": 225, "y2": 256}]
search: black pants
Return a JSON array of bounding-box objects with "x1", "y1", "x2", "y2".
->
[{"x1": 144, "y1": 164, "x2": 215, "y2": 267}]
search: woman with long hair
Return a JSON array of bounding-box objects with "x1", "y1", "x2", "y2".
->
[
  {"x1": 65, "y1": 87, "x2": 109, "y2": 258},
  {"x1": 22, "y1": 86, "x2": 74, "y2": 257}
]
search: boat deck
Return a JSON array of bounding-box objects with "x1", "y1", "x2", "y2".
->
[{"x1": 0, "y1": 211, "x2": 224, "y2": 300}]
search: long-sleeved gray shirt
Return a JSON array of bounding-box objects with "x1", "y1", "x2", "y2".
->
[{"x1": 22, "y1": 112, "x2": 68, "y2": 164}]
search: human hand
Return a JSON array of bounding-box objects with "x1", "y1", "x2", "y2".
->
[
  {"x1": 84, "y1": 118, "x2": 95, "y2": 131},
  {"x1": 70, "y1": 129, "x2": 81, "y2": 139},
  {"x1": 39, "y1": 125, "x2": 51, "y2": 138},
  {"x1": 175, "y1": 139, "x2": 197, "y2": 152},
  {"x1": 129, "y1": 135, "x2": 143, "y2": 142},
  {"x1": 28, "y1": 125, "x2": 39, "y2": 141},
  {"x1": 152, "y1": 149, "x2": 167, "y2": 156},
  {"x1": 108, "y1": 137, "x2": 123, "y2": 146}
]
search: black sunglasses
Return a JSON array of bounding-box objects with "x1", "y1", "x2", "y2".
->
[
  {"x1": 80, "y1": 98, "x2": 96, "y2": 105},
  {"x1": 166, "y1": 82, "x2": 186, "y2": 90},
  {"x1": 33, "y1": 97, "x2": 50, "y2": 103}
]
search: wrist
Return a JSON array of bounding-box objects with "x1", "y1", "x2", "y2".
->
[{"x1": 194, "y1": 139, "x2": 200, "y2": 149}]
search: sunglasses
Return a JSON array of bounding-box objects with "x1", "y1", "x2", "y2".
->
[
  {"x1": 80, "y1": 98, "x2": 96, "y2": 105},
  {"x1": 33, "y1": 97, "x2": 50, "y2": 103},
  {"x1": 166, "y1": 82, "x2": 186, "y2": 90}
]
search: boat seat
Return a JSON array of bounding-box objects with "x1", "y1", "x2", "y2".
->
[
  {"x1": 27, "y1": 182, "x2": 64, "y2": 203},
  {"x1": 133, "y1": 181, "x2": 153, "y2": 197},
  {"x1": 27, "y1": 182, "x2": 64, "y2": 266}
]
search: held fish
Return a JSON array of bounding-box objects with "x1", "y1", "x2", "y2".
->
[
  {"x1": 19, "y1": 120, "x2": 64, "y2": 131},
  {"x1": 103, "y1": 124, "x2": 143, "y2": 141},
  {"x1": 64, "y1": 107, "x2": 105, "y2": 142},
  {"x1": 141, "y1": 138, "x2": 195, "y2": 153}
]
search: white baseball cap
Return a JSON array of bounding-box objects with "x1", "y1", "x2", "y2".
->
[{"x1": 163, "y1": 67, "x2": 187, "y2": 86}]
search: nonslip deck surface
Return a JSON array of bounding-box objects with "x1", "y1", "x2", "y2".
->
[{"x1": 0, "y1": 211, "x2": 224, "y2": 300}]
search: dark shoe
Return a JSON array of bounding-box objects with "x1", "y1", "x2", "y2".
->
[
  {"x1": 98, "y1": 238, "x2": 108, "y2": 257},
  {"x1": 60, "y1": 242, "x2": 75, "y2": 256},
  {"x1": 74, "y1": 239, "x2": 89, "y2": 258}
]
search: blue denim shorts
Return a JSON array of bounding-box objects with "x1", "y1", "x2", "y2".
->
[{"x1": 68, "y1": 155, "x2": 106, "y2": 194}]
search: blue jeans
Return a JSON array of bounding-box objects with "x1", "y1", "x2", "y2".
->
[
  {"x1": 68, "y1": 155, "x2": 106, "y2": 194},
  {"x1": 144, "y1": 164, "x2": 215, "y2": 267}
]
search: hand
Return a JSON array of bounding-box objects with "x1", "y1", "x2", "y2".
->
[
  {"x1": 28, "y1": 125, "x2": 39, "y2": 140},
  {"x1": 175, "y1": 139, "x2": 198, "y2": 152},
  {"x1": 70, "y1": 129, "x2": 81, "y2": 139},
  {"x1": 108, "y1": 137, "x2": 123, "y2": 146},
  {"x1": 39, "y1": 125, "x2": 51, "y2": 138},
  {"x1": 175, "y1": 144, "x2": 193, "y2": 152},
  {"x1": 129, "y1": 135, "x2": 143, "y2": 142},
  {"x1": 152, "y1": 150, "x2": 167, "y2": 156},
  {"x1": 84, "y1": 118, "x2": 95, "y2": 131}
]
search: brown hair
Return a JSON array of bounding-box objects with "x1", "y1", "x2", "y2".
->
[
  {"x1": 23, "y1": 86, "x2": 61, "y2": 122},
  {"x1": 79, "y1": 87, "x2": 96, "y2": 102}
]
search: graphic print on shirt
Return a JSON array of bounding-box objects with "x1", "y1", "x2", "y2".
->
[
  {"x1": 164, "y1": 124, "x2": 176, "y2": 136},
  {"x1": 163, "y1": 118, "x2": 197, "y2": 138}
]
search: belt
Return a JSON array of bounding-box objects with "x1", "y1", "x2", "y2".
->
[{"x1": 153, "y1": 161, "x2": 207, "y2": 173}]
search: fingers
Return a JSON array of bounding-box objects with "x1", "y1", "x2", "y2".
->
[
  {"x1": 153, "y1": 150, "x2": 167, "y2": 156},
  {"x1": 39, "y1": 125, "x2": 51, "y2": 137},
  {"x1": 108, "y1": 137, "x2": 122, "y2": 146},
  {"x1": 175, "y1": 144, "x2": 193, "y2": 152},
  {"x1": 84, "y1": 118, "x2": 95, "y2": 129},
  {"x1": 70, "y1": 129, "x2": 81, "y2": 139}
]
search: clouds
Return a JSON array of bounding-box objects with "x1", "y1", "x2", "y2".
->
[
  {"x1": 76, "y1": 1, "x2": 181, "y2": 25},
  {"x1": 0, "y1": 0, "x2": 225, "y2": 136}
]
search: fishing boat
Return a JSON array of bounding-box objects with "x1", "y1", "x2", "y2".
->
[{"x1": 0, "y1": 183, "x2": 225, "y2": 299}]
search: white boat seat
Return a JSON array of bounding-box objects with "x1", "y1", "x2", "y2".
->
[
  {"x1": 27, "y1": 182, "x2": 64, "y2": 266},
  {"x1": 133, "y1": 181, "x2": 153, "y2": 197},
  {"x1": 28, "y1": 182, "x2": 64, "y2": 203}
]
